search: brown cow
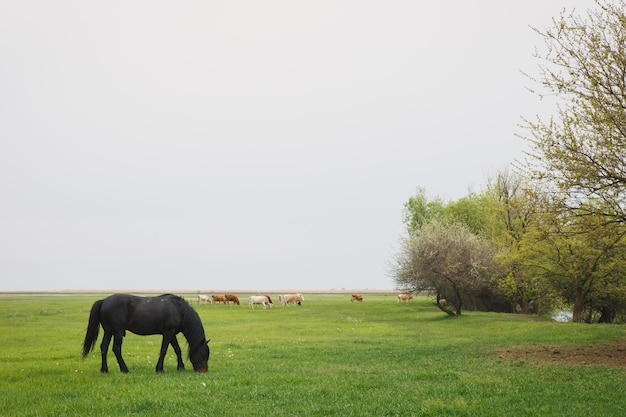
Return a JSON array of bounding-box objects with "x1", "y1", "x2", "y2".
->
[
  {"x1": 224, "y1": 294, "x2": 240, "y2": 305},
  {"x1": 280, "y1": 294, "x2": 304, "y2": 306},
  {"x1": 351, "y1": 294, "x2": 363, "y2": 302},
  {"x1": 397, "y1": 294, "x2": 413, "y2": 304},
  {"x1": 211, "y1": 294, "x2": 227, "y2": 304}
]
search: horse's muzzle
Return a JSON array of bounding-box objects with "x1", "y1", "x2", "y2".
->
[{"x1": 196, "y1": 367, "x2": 208, "y2": 373}]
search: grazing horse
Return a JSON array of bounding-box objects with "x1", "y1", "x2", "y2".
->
[
  {"x1": 211, "y1": 294, "x2": 227, "y2": 304},
  {"x1": 249, "y1": 295, "x2": 272, "y2": 309},
  {"x1": 397, "y1": 294, "x2": 413, "y2": 304},
  {"x1": 224, "y1": 294, "x2": 240, "y2": 305},
  {"x1": 280, "y1": 293, "x2": 304, "y2": 306},
  {"x1": 198, "y1": 294, "x2": 213, "y2": 304},
  {"x1": 81, "y1": 294, "x2": 210, "y2": 373},
  {"x1": 351, "y1": 294, "x2": 363, "y2": 302}
]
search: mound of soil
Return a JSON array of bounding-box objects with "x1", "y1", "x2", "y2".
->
[{"x1": 496, "y1": 340, "x2": 626, "y2": 366}]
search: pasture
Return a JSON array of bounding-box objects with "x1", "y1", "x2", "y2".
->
[{"x1": 0, "y1": 293, "x2": 625, "y2": 416}]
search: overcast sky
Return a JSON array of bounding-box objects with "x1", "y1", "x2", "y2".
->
[{"x1": 1, "y1": 1, "x2": 594, "y2": 292}]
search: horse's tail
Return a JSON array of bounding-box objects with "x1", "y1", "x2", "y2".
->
[{"x1": 81, "y1": 299, "x2": 103, "y2": 358}]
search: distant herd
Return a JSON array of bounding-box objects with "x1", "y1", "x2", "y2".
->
[
  {"x1": 197, "y1": 293, "x2": 304, "y2": 308},
  {"x1": 196, "y1": 293, "x2": 422, "y2": 308}
]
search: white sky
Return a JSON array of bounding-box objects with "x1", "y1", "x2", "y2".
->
[{"x1": 0, "y1": 0, "x2": 594, "y2": 291}]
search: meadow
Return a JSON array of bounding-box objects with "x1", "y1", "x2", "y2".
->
[{"x1": 0, "y1": 292, "x2": 625, "y2": 417}]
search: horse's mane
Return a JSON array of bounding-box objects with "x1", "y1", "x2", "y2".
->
[{"x1": 161, "y1": 294, "x2": 207, "y2": 354}]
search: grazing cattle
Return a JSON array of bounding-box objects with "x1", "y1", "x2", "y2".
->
[
  {"x1": 397, "y1": 294, "x2": 413, "y2": 304},
  {"x1": 224, "y1": 294, "x2": 240, "y2": 305},
  {"x1": 280, "y1": 293, "x2": 304, "y2": 306},
  {"x1": 351, "y1": 294, "x2": 363, "y2": 302},
  {"x1": 197, "y1": 294, "x2": 213, "y2": 304},
  {"x1": 249, "y1": 295, "x2": 273, "y2": 309},
  {"x1": 211, "y1": 295, "x2": 227, "y2": 304}
]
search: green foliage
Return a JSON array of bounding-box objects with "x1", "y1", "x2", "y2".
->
[
  {"x1": 402, "y1": 187, "x2": 505, "y2": 240},
  {"x1": 398, "y1": 2, "x2": 626, "y2": 322},
  {"x1": 402, "y1": 187, "x2": 446, "y2": 235},
  {"x1": 514, "y1": 0, "x2": 626, "y2": 321},
  {"x1": 1, "y1": 294, "x2": 625, "y2": 417},
  {"x1": 443, "y1": 192, "x2": 503, "y2": 239},
  {"x1": 400, "y1": 170, "x2": 626, "y2": 321},
  {"x1": 522, "y1": 0, "x2": 626, "y2": 223},
  {"x1": 518, "y1": 204, "x2": 626, "y2": 322}
]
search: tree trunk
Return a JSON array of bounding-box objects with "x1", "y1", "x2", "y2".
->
[
  {"x1": 453, "y1": 284, "x2": 463, "y2": 316},
  {"x1": 436, "y1": 292, "x2": 455, "y2": 316},
  {"x1": 572, "y1": 290, "x2": 585, "y2": 323},
  {"x1": 598, "y1": 306, "x2": 616, "y2": 323}
]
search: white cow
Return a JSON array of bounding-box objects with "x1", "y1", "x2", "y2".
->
[
  {"x1": 197, "y1": 294, "x2": 213, "y2": 304},
  {"x1": 249, "y1": 295, "x2": 273, "y2": 309}
]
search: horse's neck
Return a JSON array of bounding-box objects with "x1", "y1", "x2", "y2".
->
[{"x1": 181, "y1": 310, "x2": 205, "y2": 343}]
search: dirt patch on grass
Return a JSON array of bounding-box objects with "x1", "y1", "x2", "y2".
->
[{"x1": 496, "y1": 340, "x2": 626, "y2": 366}]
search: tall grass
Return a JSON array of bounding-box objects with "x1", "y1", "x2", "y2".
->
[{"x1": 0, "y1": 293, "x2": 624, "y2": 416}]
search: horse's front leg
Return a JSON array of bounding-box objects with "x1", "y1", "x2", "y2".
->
[
  {"x1": 170, "y1": 335, "x2": 185, "y2": 371},
  {"x1": 156, "y1": 331, "x2": 175, "y2": 373},
  {"x1": 111, "y1": 333, "x2": 129, "y2": 373}
]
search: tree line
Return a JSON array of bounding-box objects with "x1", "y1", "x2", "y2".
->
[{"x1": 390, "y1": 0, "x2": 626, "y2": 323}]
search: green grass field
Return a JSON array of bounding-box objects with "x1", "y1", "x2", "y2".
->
[{"x1": 0, "y1": 293, "x2": 625, "y2": 416}]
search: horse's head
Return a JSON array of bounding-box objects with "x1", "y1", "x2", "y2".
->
[{"x1": 190, "y1": 339, "x2": 210, "y2": 372}]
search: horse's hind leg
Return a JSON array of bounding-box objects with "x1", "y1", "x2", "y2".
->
[
  {"x1": 170, "y1": 336, "x2": 185, "y2": 371},
  {"x1": 100, "y1": 333, "x2": 112, "y2": 373},
  {"x1": 111, "y1": 333, "x2": 129, "y2": 373}
]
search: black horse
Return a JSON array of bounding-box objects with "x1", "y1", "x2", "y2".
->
[{"x1": 81, "y1": 294, "x2": 210, "y2": 373}]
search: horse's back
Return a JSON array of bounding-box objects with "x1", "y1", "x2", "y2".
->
[
  {"x1": 99, "y1": 293, "x2": 133, "y2": 319},
  {"x1": 99, "y1": 294, "x2": 182, "y2": 335}
]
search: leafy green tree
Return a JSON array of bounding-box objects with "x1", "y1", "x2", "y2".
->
[
  {"x1": 402, "y1": 187, "x2": 445, "y2": 235},
  {"x1": 403, "y1": 187, "x2": 504, "y2": 239},
  {"x1": 518, "y1": 0, "x2": 626, "y2": 322},
  {"x1": 488, "y1": 171, "x2": 558, "y2": 314},
  {"x1": 519, "y1": 201, "x2": 626, "y2": 322},
  {"x1": 443, "y1": 192, "x2": 503, "y2": 239},
  {"x1": 522, "y1": 0, "x2": 626, "y2": 224}
]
